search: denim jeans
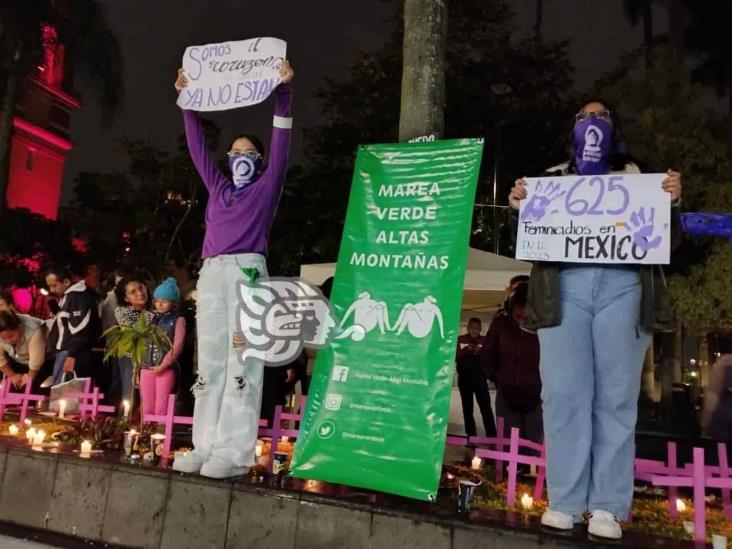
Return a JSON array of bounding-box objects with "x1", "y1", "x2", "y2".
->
[
  {"x1": 52, "y1": 351, "x2": 69, "y2": 385},
  {"x1": 538, "y1": 266, "x2": 651, "y2": 518},
  {"x1": 118, "y1": 356, "x2": 134, "y2": 402},
  {"x1": 192, "y1": 253, "x2": 268, "y2": 467}
]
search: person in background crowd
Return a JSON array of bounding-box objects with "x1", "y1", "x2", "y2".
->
[
  {"x1": 481, "y1": 283, "x2": 542, "y2": 445},
  {"x1": 509, "y1": 99, "x2": 682, "y2": 539},
  {"x1": 46, "y1": 266, "x2": 101, "y2": 385},
  {"x1": 702, "y1": 340, "x2": 732, "y2": 444},
  {"x1": 139, "y1": 278, "x2": 186, "y2": 416},
  {"x1": 0, "y1": 310, "x2": 51, "y2": 393},
  {"x1": 113, "y1": 273, "x2": 154, "y2": 405},
  {"x1": 100, "y1": 268, "x2": 127, "y2": 333},
  {"x1": 166, "y1": 258, "x2": 196, "y2": 301},
  {"x1": 0, "y1": 291, "x2": 17, "y2": 315},
  {"x1": 456, "y1": 317, "x2": 496, "y2": 438}
]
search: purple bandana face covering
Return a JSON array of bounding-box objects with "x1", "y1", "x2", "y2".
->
[
  {"x1": 228, "y1": 155, "x2": 262, "y2": 188},
  {"x1": 573, "y1": 118, "x2": 612, "y2": 175}
]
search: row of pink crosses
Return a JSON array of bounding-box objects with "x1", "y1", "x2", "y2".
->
[
  {"x1": 448, "y1": 426, "x2": 731, "y2": 543},
  {"x1": 2, "y1": 379, "x2": 730, "y2": 542}
]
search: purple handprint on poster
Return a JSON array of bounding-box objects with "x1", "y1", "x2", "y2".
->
[
  {"x1": 626, "y1": 206, "x2": 663, "y2": 251},
  {"x1": 520, "y1": 180, "x2": 566, "y2": 222}
]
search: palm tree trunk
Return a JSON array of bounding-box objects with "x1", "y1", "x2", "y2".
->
[
  {"x1": 399, "y1": 0, "x2": 447, "y2": 141},
  {"x1": 0, "y1": 65, "x2": 19, "y2": 211},
  {"x1": 534, "y1": 0, "x2": 543, "y2": 42}
]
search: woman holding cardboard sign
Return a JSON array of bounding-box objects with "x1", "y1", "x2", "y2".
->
[
  {"x1": 508, "y1": 100, "x2": 682, "y2": 540},
  {"x1": 172, "y1": 60, "x2": 294, "y2": 479}
]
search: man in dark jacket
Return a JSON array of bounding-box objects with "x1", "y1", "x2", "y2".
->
[
  {"x1": 456, "y1": 318, "x2": 496, "y2": 437},
  {"x1": 480, "y1": 283, "x2": 543, "y2": 443},
  {"x1": 45, "y1": 266, "x2": 101, "y2": 384}
]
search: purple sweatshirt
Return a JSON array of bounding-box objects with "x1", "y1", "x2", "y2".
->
[{"x1": 182, "y1": 83, "x2": 292, "y2": 258}]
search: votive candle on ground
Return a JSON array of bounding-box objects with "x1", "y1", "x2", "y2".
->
[
  {"x1": 675, "y1": 498, "x2": 687, "y2": 513},
  {"x1": 58, "y1": 399, "x2": 66, "y2": 419},
  {"x1": 24, "y1": 418, "x2": 32, "y2": 427},
  {"x1": 255, "y1": 440, "x2": 263, "y2": 457},
  {"x1": 32, "y1": 430, "x2": 45, "y2": 447},
  {"x1": 712, "y1": 534, "x2": 728, "y2": 549},
  {"x1": 25, "y1": 427, "x2": 37, "y2": 442},
  {"x1": 471, "y1": 456, "x2": 482, "y2": 470},
  {"x1": 122, "y1": 399, "x2": 131, "y2": 417},
  {"x1": 521, "y1": 493, "x2": 534, "y2": 511},
  {"x1": 8, "y1": 424, "x2": 19, "y2": 436},
  {"x1": 80, "y1": 440, "x2": 92, "y2": 457}
]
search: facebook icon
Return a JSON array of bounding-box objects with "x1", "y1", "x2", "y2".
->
[{"x1": 332, "y1": 365, "x2": 349, "y2": 383}]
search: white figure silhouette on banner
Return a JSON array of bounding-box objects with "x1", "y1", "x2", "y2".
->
[
  {"x1": 338, "y1": 293, "x2": 444, "y2": 340},
  {"x1": 392, "y1": 296, "x2": 444, "y2": 338},
  {"x1": 339, "y1": 291, "x2": 391, "y2": 335}
]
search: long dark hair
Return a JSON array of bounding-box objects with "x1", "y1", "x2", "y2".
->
[{"x1": 566, "y1": 98, "x2": 639, "y2": 173}]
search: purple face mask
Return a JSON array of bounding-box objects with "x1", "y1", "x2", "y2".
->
[
  {"x1": 228, "y1": 155, "x2": 262, "y2": 189},
  {"x1": 573, "y1": 118, "x2": 612, "y2": 175}
]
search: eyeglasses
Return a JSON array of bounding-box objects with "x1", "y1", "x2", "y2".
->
[
  {"x1": 574, "y1": 109, "x2": 612, "y2": 123},
  {"x1": 226, "y1": 150, "x2": 261, "y2": 160}
]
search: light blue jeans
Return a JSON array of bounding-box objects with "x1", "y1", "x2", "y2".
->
[
  {"x1": 193, "y1": 253, "x2": 268, "y2": 467},
  {"x1": 538, "y1": 266, "x2": 651, "y2": 519}
]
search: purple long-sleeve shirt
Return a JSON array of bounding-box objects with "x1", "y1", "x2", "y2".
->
[{"x1": 182, "y1": 83, "x2": 292, "y2": 258}]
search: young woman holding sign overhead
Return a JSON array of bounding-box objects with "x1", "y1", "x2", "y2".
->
[
  {"x1": 508, "y1": 100, "x2": 682, "y2": 539},
  {"x1": 172, "y1": 60, "x2": 294, "y2": 478}
]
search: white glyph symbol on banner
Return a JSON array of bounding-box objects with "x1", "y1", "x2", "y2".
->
[
  {"x1": 338, "y1": 293, "x2": 445, "y2": 340},
  {"x1": 236, "y1": 277, "x2": 337, "y2": 367}
]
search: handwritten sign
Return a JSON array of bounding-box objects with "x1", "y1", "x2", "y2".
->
[
  {"x1": 176, "y1": 37, "x2": 286, "y2": 112},
  {"x1": 516, "y1": 173, "x2": 671, "y2": 264}
]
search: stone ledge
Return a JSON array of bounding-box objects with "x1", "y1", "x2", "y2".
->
[{"x1": 0, "y1": 445, "x2": 697, "y2": 549}]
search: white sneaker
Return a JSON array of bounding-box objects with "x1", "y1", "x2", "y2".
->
[
  {"x1": 541, "y1": 509, "x2": 575, "y2": 530},
  {"x1": 172, "y1": 450, "x2": 208, "y2": 474},
  {"x1": 200, "y1": 455, "x2": 249, "y2": 479},
  {"x1": 588, "y1": 510, "x2": 622, "y2": 539}
]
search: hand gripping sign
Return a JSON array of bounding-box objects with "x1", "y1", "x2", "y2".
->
[
  {"x1": 516, "y1": 173, "x2": 671, "y2": 264},
  {"x1": 177, "y1": 37, "x2": 286, "y2": 112}
]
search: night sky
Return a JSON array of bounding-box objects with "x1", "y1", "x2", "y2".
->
[{"x1": 62, "y1": 0, "x2": 687, "y2": 204}]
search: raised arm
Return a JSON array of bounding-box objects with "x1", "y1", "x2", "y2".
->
[
  {"x1": 176, "y1": 69, "x2": 228, "y2": 193},
  {"x1": 266, "y1": 61, "x2": 294, "y2": 187}
]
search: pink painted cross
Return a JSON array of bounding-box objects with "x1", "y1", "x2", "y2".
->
[
  {"x1": 143, "y1": 393, "x2": 193, "y2": 465},
  {"x1": 464, "y1": 417, "x2": 510, "y2": 482},
  {"x1": 652, "y1": 447, "x2": 732, "y2": 542},
  {"x1": 64, "y1": 386, "x2": 116, "y2": 419},
  {"x1": 0, "y1": 380, "x2": 47, "y2": 424},
  {"x1": 634, "y1": 441, "x2": 684, "y2": 519},
  {"x1": 475, "y1": 427, "x2": 546, "y2": 506}
]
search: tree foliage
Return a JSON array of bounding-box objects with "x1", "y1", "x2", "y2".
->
[{"x1": 596, "y1": 46, "x2": 732, "y2": 332}]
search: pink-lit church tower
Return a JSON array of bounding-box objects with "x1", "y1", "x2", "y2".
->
[{"x1": 5, "y1": 26, "x2": 79, "y2": 220}]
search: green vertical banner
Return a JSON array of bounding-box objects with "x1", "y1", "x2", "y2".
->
[{"x1": 290, "y1": 139, "x2": 484, "y2": 501}]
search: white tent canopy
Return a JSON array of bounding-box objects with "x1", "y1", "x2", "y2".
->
[{"x1": 299, "y1": 247, "x2": 531, "y2": 315}]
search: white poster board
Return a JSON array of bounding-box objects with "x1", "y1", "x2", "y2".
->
[
  {"x1": 516, "y1": 173, "x2": 671, "y2": 264},
  {"x1": 176, "y1": 37, "x2": 286, "y2": 112}
]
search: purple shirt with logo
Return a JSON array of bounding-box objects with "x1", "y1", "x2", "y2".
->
[{"x1": 182, "y1": 83, "x2": 292, "y2": 258}]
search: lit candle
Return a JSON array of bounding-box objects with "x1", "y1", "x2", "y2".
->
[
  {"x1": 676, "y1": 498, "x2": 687, "y2": 513},
  {"x1": 80, "y1": 440, "x2": 92, "y2": 457},
  {"x1": 521, "y1": 493, "x2": 534, "y2": 510},
  {"x1": 471, "y1": 456, "x2": 482, "y2": 470},
  {"x1": 122, "y1": 399, "x2": 131, "y2": 418},
  {"x1": 25, "y1": 427, "x2": 37, "y2": 442},
  {"x1": 8, "y1": 424, "x2": 19, "y2": 436},
  {"x1": 24, "y1": 418, "x2": 32, "y2": 427},
  {"x1": 58, "y1": 399, "x2": 66, "y2": 419},
  {"x1": 32, "y1": 430, "x2": 46, "y2": 447},
  {"x1": 446, "y1": 473, "x2": 455, "y2": 480},
  {"x1": 255, "y1": 440, "x2": 263, "y2": 457},
  {"x1": 281, "y1": 436, "x2": 289, "y2": 443}
]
